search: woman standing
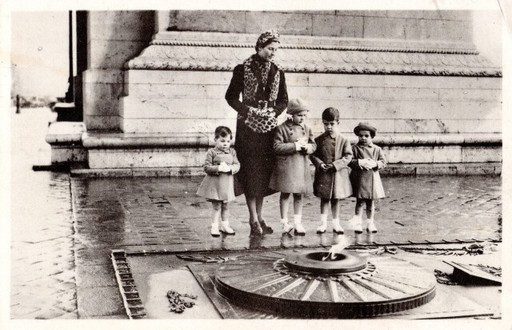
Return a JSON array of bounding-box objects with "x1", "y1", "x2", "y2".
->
[{"x1": 225, "y1": 30, "x2": 289, "y2": 236}]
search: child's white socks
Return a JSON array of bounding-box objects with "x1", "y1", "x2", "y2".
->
[
  {"x1": 332, "y1": 218, "x2": 344, "y2": 234},
  {"x1": 294, "y1": 215, "x2": 306, "y2": 235},
  {"x1": 220, "y1": 220, "x2": 235, "y2": 235},
  {"x1": 316, "y1": 214, "x2": 328, "y2": 233},
  {"x1": 211, "y1": 212, "x2": 220, "y2": 236},
  {"x1": 346, "y1": 215, "x2": 363, "y2": 233},
  {"x1": 211, "y1": 222, "x2": 220, "y2": 237},
  {"x1": 281, "y1": 218, "x2": 293, "y2": 233}
]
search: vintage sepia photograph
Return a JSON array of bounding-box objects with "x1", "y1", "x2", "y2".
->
[{"x1": 2, "y1": 0, "x2": 510, "y2": 329}]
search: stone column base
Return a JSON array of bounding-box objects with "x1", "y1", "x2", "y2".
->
[
  {"x1": 45, "y1": 122, "x2": 87, "y2": 164},
  {"x1": 82, "y1": 132, "x2": 211, "y2": 172}
]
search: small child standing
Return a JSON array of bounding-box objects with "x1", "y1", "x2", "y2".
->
[
  {"x1": 197, "y1": 126, "x2": 240, "y2": 237},
  {"x1": 310, "y1": 107, "x2": 353, "y2": 234},
  {"x1": 269, "y1": 98, "x2": 316, "y2": 235},
  {"x1": 347, "y1": 122, "x2": 386, "y2": 233}
]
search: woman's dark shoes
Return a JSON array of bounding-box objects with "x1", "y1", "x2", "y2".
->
[
  {"x1": 250, "y1": 221, "x2": 263, "y2": 236},
  {"x1": 259, "y1": 220, "x2": 273, "y2": 234},
  {"x1": 249, "y1": 234, "x2": 263, "y2": 249}
]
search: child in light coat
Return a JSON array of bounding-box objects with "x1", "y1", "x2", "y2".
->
[
  {"x1": 347, "y1": 122, "x2": 386, "y2": 233},
  {"x1": 197, "y1": 126, "x2": 240, "y2": 236},
  {"x1": 269, "y1": 98, "x2": 316, "y2": 235},
  {"x1": 310, "y1": 107, "x2": 353, "y2": 234}
]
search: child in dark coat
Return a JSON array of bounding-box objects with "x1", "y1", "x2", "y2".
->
[{"x1": 310, "y1": 108, "x2": 353, "y2": 234}]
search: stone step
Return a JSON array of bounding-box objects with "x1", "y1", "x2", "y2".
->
[
  {"x1": 71, "y1": 162, "x2": 501, "y2": 179},
  {"x1": 75, "y1": 131, "x2": 503, "y2": 172}
]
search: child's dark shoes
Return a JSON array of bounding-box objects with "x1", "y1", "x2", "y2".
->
[
  {"x1": 294, "y1": 221, "x2": 306, "y2": 236},
  {"x1": 332, "y1": 219, "x2": 344, "y2": 234},
  {"x1": 367, "y1": 220, "x2": 377, "y2": 233},
  {"x1": 332, "y1": 223, "x2": 344, "y2": 234},
  {"x1": 316, "y1": 224, "x2": 327, "y2": 234}
]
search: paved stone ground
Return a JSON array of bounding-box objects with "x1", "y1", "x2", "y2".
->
[{"x1": 70, "y1": 175, "x2": 501, "y2": 254}]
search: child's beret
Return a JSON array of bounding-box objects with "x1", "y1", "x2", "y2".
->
[
  {"x1": 353, "y1": 122, "x2": 377, "y2": 137},
  {"x1": 287, "y1": 98, "x2": 309, "y2": 115}
]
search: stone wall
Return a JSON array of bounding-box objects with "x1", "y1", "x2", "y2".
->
[
  {"x1": 167, "y1": 10, "x2": 473, "y2": 43},
  {"x1": 290, "y1": 74, "x2": 501, "y2": 136},
  {"x1": 121, "y1": 28, "x2": 501, "y2": 137},
  {"x1": 120, "y1": 70, "x2": 501, "y2": 136}
]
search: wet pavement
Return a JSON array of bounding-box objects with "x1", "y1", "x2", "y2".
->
[
  {"x1": 71, "y1": 175, "x2": 501, "y2": 253},
  {"x1": 10, "y1": 108, "x2": 77, "y2": 319},
  {"x1": 8, "y1": 107, "x2": 503, "y2": 321}
]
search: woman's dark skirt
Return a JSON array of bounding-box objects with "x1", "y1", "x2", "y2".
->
[{"x1": 234, "y1": 119, "x2": 277, "y2": 198}]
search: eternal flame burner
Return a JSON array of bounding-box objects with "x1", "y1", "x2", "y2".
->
[{"x1": 214, "y1": 250, "x2": 436, "y2": 318}]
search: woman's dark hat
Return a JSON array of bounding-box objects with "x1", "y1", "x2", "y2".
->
[
  {"x1": 255, "y1": 30, "x2": 280, "y2": 50},
  {"x1": 353, "y1": 122, "x2": 377, "y2": 137}
]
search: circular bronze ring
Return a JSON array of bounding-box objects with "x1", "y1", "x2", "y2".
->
[{"x1": 284, "y1": 251, "x2": 367, "y2": 274}]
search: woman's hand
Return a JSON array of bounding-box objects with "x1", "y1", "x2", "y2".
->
[
  {"x1": 320, "y1": 163, "x2": 334, "y2": 172},
  {"x1": 250, "y1": 106, "x2": 275, "y2": 117}
]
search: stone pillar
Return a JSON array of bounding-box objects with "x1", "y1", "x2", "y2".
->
[
  {"x1": 155, "y1": 10, "x2": 171, "y2": 34},
  {"x1": 73, "y1": 11, "x2": 88, "y2": 122},
  {"x1": 82, "y1": 11, "x2": 154, "y2": 131}
]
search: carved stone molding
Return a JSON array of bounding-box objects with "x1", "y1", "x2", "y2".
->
[
  {"x1": 150, "y1": 40, "x2": 480, "y2": 55},
  {"x1": 125, "y1": 32, "x2": 501, "y2": 77}
]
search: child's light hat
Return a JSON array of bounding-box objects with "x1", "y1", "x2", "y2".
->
[
  {"x1": 354, "y1": 122, "x2": 377, "y2": 138},
  {"x1": 287, "y1": 98, "x2": 309, "y2": 115}
]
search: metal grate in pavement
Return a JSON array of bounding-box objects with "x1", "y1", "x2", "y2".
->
[{"x1": 111, "y1": 249, "x2": 147, "y2": 319}]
